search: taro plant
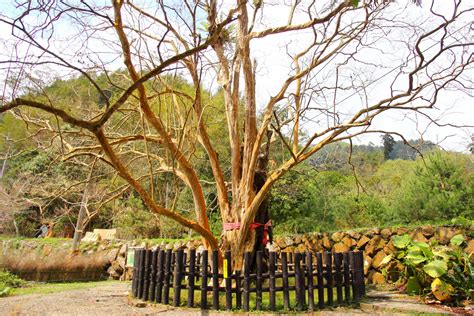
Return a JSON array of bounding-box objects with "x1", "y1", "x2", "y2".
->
[{"x1": 384, "y1": 234, "x2": 473, "y2": 305}]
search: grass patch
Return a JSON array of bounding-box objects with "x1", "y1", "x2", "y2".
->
[
  {"x1": 0, "y1": 236, "x2": 72, "y2": 248},
  {"x1": 9, "y1": 280, "x2": 123, "y2": 296},
  {"x1": 0, "y1": 270, "x2": 27, "y2": 297}
]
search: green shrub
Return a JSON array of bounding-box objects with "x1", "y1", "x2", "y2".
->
[
  {"x1": 0, "y1": 270, "x2": 26, "y2": 297},
  {"x1": 384, "y1": 234, "x2": 474, "y2": 305}
]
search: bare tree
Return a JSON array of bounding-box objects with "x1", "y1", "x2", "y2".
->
[{"x1": 0, "y1": 0, "x2": 472, "y2": 267}]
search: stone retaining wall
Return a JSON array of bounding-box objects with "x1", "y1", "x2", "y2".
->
[
  {"x1": 1, "y1": 224, "x2": 472, "y2": 284},
  {"x1": 270, "y1": 225, "x2": 473, "y2": 284}
]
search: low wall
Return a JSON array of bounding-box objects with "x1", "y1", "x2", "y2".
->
[
  {"x1": 1, "y1": 224, "x2": 472, "y2": 284},
  {"x1": 0, "y1": 239, "x2": 121, "y2": 281},
  {"x1": 270, "y1": 224, "x2": 473, "y2": 284}
]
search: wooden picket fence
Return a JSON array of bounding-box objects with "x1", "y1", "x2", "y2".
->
[{"x1": 131, "y1": 248, "x2": 365, "y2": 311}]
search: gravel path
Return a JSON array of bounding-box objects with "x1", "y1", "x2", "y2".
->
[
  {"x1": 0, "y1": 282, "x2": 170, "y2": 316},
  {"x1": 1, "y1": 282, "x2": 461, "y2": 315}
]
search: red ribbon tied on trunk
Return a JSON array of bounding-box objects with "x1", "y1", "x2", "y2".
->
[{"x1": 223, "y1": 220, "x2": 272, "y2": 245}]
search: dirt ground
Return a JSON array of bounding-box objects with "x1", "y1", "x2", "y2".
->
[
  {"x1": 0, "y1": 281, "x2": 366, "y2": 316},
  {"x1": 1, "y1": 281, "x2": 464, "y2": 315},
  {"x1": 0, "y1": 282, "x2": 169, "y2": 316}
]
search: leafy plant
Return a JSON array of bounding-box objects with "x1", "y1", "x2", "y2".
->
[
  {"x1": 0, "y1": 270, "x2": 26, "y2": 297},
  {"x1": 387, "y1": 234, "x2": 474, "y2": 304}
]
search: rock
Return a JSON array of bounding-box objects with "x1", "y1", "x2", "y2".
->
[
  {"x1": 380, "y1": 228, "x2": 392, "y2": 239},
  {"x1": 421, "y1": 225, "x2": 435, "y2": 238},
  {"x1": 107, "y1": 248, "x2": 120, "y2": 262},
  {"x1": 411, "y1": 232, "x2": 428, "y2": 243},
  {"x1": 464, "y1": 239, "x2": 474, "y2": 255},
  {"x1": 331, "y1": 232, "x2": 344, "y2": 243},
  {"x1": 333, "y1": 242, "x2": 349, "y2": 253},
  {"x1": 383, "y1": 240, "x2": 395, "y2": 254},
  {"x1": 364, "y1": 256, "x2": 372, "y2": 275},
  {"x1": 117, "y1": 256, "x2": 126, "y2": 269},
  {"x1": 284, "y1": 236, "x2": 294, "y2": 248},
  {"x1": 297, "y1": 244, "x2": 306, "y2": 253},
  {"x1": 348, "y1": 230, "x2": 362, "y2": 240},
  {"x1": 294, "y1": 236, "x2": 302, "y2": 244},
  {"x1": 356, "y1": 235, "x2": 371, "y2": 249},
  {"x1": 321, "y1": 235, "x2": 332, "y2": 249},
  {"x1": 107, "y1": 265, "x2": 121, "y2": 279},
  {"x1": 131, "y1": 300, "x2": 147, "y2": 308},
  {"x1": 311, "y1": 240, "x2": 324, "y2": 252},
  {"x1": 368, "y1": 271, "x2": 385, "y2": 285},
  {"x1": 372, "y1": 250, "x2": 388, "y2": 269},
  {"x1": 118, "y1": 244, "x2": 128, "y2": 257},
  {"x1": 435, "y1": 227, "x2": 456, "y2": 245},
  {"x1": 385, "y1": 261, "x2": 403, "y2": 282},
  {"x1": 395, "y1": 227, "x2": 409, "y2": 235},
  {"x1": 111, "y1": 259, "x2": 124, "y2": 275},
  {"x1": 342, "y1": 236, "x2": 355, "y2": 248},
  {"x1": 365, "y1": 236, "x2": 386, "y2": 256}
]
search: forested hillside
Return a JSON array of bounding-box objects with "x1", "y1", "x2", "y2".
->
[{"x1": 1, "y1": 75, "x2": 473, "y2": 238}]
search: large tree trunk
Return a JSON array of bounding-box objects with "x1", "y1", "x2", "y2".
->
[{"x1": 221, "y1": 131, "x2": 273, "y2": 271}]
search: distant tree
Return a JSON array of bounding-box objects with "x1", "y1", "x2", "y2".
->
[
  {"x1": 470, "y1": 135, "x2": 474, "y2": 154},
  {"x1": 381, "y1": 134, "x2": 395, "y2": 160},
  {"x1": 394, "y1": 151, "x2": 474, "y2": 223}
]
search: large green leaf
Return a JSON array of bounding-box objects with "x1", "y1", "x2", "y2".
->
[
  {"x1": 405, "y1": 251, "x2": 427, "y2": 265},
  {"x1": 450, "y1": 234, "x2": 465, "y2": 246},
  {"x1": 423, "y1": 260, "x2": 448, "y2": 278},
  {"x1": 392, "y1": 234, "x2": 411, "y2": 249},
  {"x1": 406, "y1": 276, "x2": 422, "y2": 295},
  {"x1": 432, "y1": 246, "x2": 452, "y2": 261}
]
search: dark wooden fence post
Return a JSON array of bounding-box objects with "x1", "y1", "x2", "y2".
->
[
  {"x1": 306, "y1": 252, "x2": 315, "y2": 311},
  {"x1": 132, "y1": 247, "x2": 364, "y2": 312},
  {"x1": 281, "y1": 252, "x2": 290, "y2": 310},
  {"x1": 269, "y1": 251, "x2": 276, "y2": 311},
  {"x1": 316, "y1": 252, "x2": 324, "y2": 309},
  {"x1": 173, "y1": 249, "x2": 184, "y2": 307},
  {"x1": 334, "y1": 252, "x2": 343, "y2": 305},
  {"x1": 187, "y1": 249, "x2": 196, "y2": 307},
  {"x1": 155, "y1": 249, "x2": 165, "y2": 303},
  {"x1": 200, "y1": 250, "x2": 208, "y2": 310},
  {"x1": 358, "y1": 251, "x2": 366, "y2": 297},
  {"x1": 343, "y1": 252, "x2": 351, "y2": 304},
  {"x1": 324, "y1": 252, "x2": 334, "y2": 306},
  {"x1": 212, "y1": 250, "x2": 219, "y2": 310},
  {"x1": 149, "y1": 249, "x2": 158, "y2": 302},
  {"x1": 349, "y1": 251, "x2": 357, "y2": 303},
  {"x1": 137, "y1": 249, "x2": 146, "y2": 299},
  {"x1": 196, "y1": 252, "x2": 201, "y2": 282},
  {"x1": 132, "y1": 248, "x2": 140, "y2": 298},
  {"x1": 163, "y1": 249, "x2": 172, "y2": 304},
  {"x1": 224, "y1": 251, "x2": 232, "y2": 310},
  {"x1": 353, "y1": 251, "x2": 365, "y2": 302},
  {"x1": 143, "y1": 249, "x2": 152, "y2": 301},
  {"x1": 256, "y1": 251, "x2": 263, "y2": 311},
  {"x1": 243, "y1": 252, "x2": 251, "y2": 312},
  {"x1": 226, "y1": 251, "x2": 232, "y2": 310},
  {"x1": 294, "y1": 252, "x2": 304, "y2": 311},
  {"x1": 235, "y1": 270, "x2": 242, "y2": 310}
]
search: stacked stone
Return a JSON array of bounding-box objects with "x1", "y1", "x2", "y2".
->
[{"x1": 272, "y1": 225, "x2": 473, "y2": 285}]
